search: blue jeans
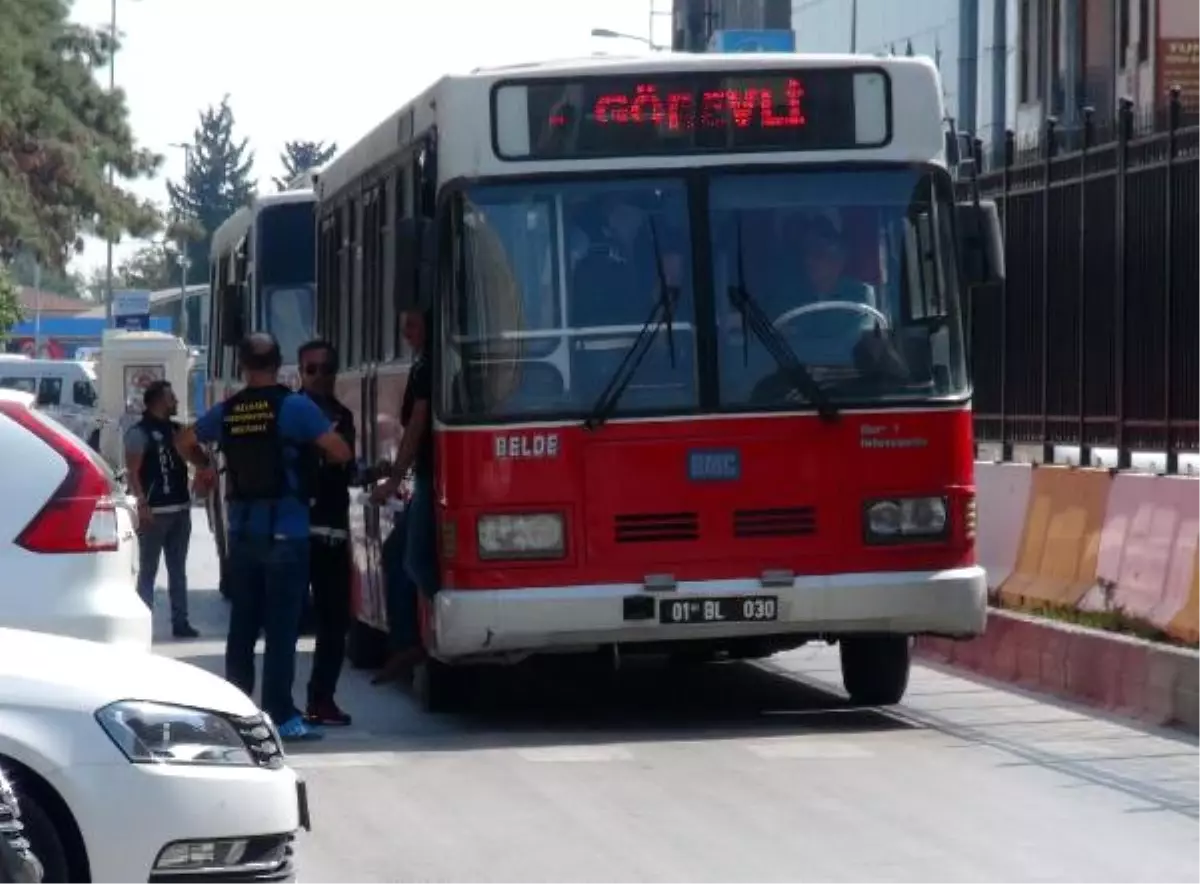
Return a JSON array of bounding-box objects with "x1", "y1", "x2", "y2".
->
[
  {"x1": 382, "y1": 511, "x2": 418, "y2": 652},
  {"x1": 405, "y1": 473, "x2": 440, "y2": 595},
  {"x1": 136, "y1": 508, "x2": 192, "y2": 628},
  {"x1": 224, "y1": 535, "x2": 309, "y2": 726}
]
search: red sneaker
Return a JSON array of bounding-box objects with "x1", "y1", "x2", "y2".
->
[{"x1": 304, "y1": 699, "x2": 352, "y2": 727}]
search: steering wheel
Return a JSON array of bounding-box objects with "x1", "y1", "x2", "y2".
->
[{"x1": 772, "y1": 300, "x2": 891, "y2": 332}]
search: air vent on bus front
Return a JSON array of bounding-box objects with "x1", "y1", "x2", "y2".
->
[
  {"x1": 733, "y1": 507, "x2": 818, "y2": 538},
  {"x1": 614, "y1": 512, "x2": 700, "y2": 543}
]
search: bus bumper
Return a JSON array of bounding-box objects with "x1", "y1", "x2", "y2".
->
[{"x1": 431, "y1": 565, "x2": 987, "y2": 660}]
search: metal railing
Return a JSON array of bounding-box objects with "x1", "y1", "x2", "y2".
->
[{"x1": 960, "y1": 88, "x2": 1199, "y2": 472}]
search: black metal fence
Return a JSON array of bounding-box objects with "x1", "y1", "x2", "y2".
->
[{"x1": 961, "y1": 89, "x2": 1199, "y2": 472}]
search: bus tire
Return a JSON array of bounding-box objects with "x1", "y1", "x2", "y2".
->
[
  {"x1": 839, "y1": 635, "x2": 911, "y2": 707},
  {"x1": 412, "y1": 659, "x2": 466, "y2": 714},
  {"x1": 346, "y1": 620, "x2": 387, "y2": 670}
]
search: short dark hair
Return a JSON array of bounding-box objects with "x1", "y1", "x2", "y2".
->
[
  {"x1": 143, "y1": 379, "x2": 172, "y2": 408},
  {"x1": 298, "y1": 339, "x2": 338, "y2": 369},
  {"x1": 238, "y1": 333, "x2": 282, "y2": 372}
]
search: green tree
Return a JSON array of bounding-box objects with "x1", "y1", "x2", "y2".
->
[
  {"x1": 8, "y1": 251, "x2": 85, "y2": 299},
  {"x1": 166, "y1": 95, "x2": 256, "y2": 284},
  {"x1": 0, "y1": 0, "x2": 162, "y2": 269},
  {"x1": 0, "y1": 267, "x2": 24, "y2": 338},
  {"x1": 115, "y1": 243, "x2": 174, "y2": 291},
  {"x1": 273, "y1": 140, "x2": 336, "y2": 190}
]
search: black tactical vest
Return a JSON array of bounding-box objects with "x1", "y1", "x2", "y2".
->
[
  {"x1": 136, "y1": 416, "x2": 191, "y2": 509},
  {"x1": 219, "y1": 385, "x2": 296, "y2": 503}
]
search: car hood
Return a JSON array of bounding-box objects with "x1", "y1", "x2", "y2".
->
[{"x1": 0, "y1": 628, "x2": 258, "y2": 717}]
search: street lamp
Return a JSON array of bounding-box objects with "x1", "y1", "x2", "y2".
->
[
  {"x1": 590, "y1": 27, "x2": 664, "y2": 51},
  {"x1": 103, "y1": 0, "x2": 139, "y2": 326},
  {"x1": 167, "y1": 143, "x2": 194, "y2": 343}
]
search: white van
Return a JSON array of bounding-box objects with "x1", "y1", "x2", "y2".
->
[{"x1": 0, "y1": 358, "x2": 102, "y2": 447}]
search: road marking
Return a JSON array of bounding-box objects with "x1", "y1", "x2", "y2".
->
[
  {"x1": 516, "y1": 745, "x2": 635, "y2": 763},
  {"x1": 744, "y1": 738, "x2": 874, "y2": 759}
]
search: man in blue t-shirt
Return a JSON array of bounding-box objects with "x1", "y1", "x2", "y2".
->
[{"x1": 176, "y1": 333, "x2": 352, "y2": 741}]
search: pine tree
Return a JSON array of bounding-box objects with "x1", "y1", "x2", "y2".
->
[
  {"x1": 166, "y1": 95, "x2": 256, "y2": 282},
  {"x1": 273, "y1": 140, "x2": 337, "y2": 190},
  {"x1": 0, "y1": 0, "x2": 162, "y2": 270}
]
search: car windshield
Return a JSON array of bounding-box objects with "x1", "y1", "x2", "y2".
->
[
  {"x1": 442, "y1": 178, "x2": 697, "y2": 420},
  {"x1": 265, "y1": 285, "x2": 315, "y2": 364},
  {"x1": 709, "y1": 168, "x2": 968, "y2": 409}
]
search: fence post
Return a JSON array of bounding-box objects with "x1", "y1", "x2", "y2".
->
[
  {"x1": 1041, "y1": 116, "x2": 1058, "y2": 464},
  {"x1": 1114, "y1": 98, "x2": 1133, "y2": 470},
  {"x1": 1077, "y1": 107, "x2": 1094, "y2": 468},
  {"x1": 1000, "y1": 129, "x2": 1015, "y2": 461},
  {"x1": 1163, "y1": 86, "x2": 1181, "y2": 474}
]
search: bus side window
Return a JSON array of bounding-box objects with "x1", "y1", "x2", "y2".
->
[
  {"x1": 37, "y1": 377, "x2": 62, "y2": 407},
  {"x1": 0, "y1": 377, "x2": 35, "y2": 395},
  {"x1": 73, "y1": 380, "x2": 97, "y2": 408}
]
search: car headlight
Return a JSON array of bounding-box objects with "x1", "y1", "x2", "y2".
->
[
  {"x1": 96, "y1": 701, "x2": 256, "y2": 766},
  {"x1": 863, "y1": 496, "x2": 948, "y2": 542},
  {"x1": 477, "y1": 513, "x2": 565, "y2": 560}
]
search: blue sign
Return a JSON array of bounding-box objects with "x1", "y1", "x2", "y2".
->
[
  {"x1": 688, "y1": 449, "x2": 742, "y2": 482},
  {"x1": 111, "y1": 289, "x2": 151, "y2": 331},
  {"x1": 707, "y1": 29, "x2": 796, "y2": 53}
]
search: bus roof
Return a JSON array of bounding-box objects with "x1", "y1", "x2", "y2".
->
[
  {"x1": 209, "y1": 188, "x2": 317, "y2": 260},
  {"x1": 318, "y1": 53, "x2": 944, "y2": 202}
]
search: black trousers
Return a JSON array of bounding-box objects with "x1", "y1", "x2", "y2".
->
[{"x1": 306, "y1": 535, "x2": 352, "y2": 704}]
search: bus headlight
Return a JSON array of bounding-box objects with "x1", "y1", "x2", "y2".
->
[
  {"x1": 863, "y1": 497, "x2": 948, "y2": 543},
  {"x1": 477, "y1": 513, "x2": 565, "y2": 560}
]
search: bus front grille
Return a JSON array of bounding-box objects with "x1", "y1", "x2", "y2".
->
[
  {"x1": 733, "y1": 507, "x2": 817, "y2": 538},
  {"x1": 614, "y1": 512, "x2": 700, "y2": 543}
]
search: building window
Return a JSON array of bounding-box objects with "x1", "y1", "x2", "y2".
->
[
  {"x1": 1137, "y1": 0, "x2": 1150, "y2": 63},
  {"x1": 1049, "y1": 0, "x2": 1062, "y2": 112}
]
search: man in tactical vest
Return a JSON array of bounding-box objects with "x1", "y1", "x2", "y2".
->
[
  {"x1": 297, "y1": 339, "x2": 358, "y2": 727},
  {"x1": 175, "y1": 333, "x2": 352, "y2": 742},
  {"x1": 124, "y1": 380, "x2": 198, "y2": 639}
]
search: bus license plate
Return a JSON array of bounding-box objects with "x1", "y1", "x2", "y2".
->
[{"x1": 659, "y1": 596, "x2": 778, "y2": 625}]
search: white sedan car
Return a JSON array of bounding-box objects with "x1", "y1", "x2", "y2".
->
[
  {"x1": 0, "y1": 389, "x2": 148, "y2": 648},
  {"x1": 0, "y1": 628, "x2": 308, "y2": 882}
]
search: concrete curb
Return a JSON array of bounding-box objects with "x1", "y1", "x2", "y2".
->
[{"x1": 915, "y1": 609, "x2": 1199, "y2": 733}]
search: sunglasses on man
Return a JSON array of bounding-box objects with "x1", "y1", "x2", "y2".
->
[{"x1": 303, "y1": 362, "x2": 337, "y2": 377}]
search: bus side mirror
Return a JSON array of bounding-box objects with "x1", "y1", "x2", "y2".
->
[
  {"x1": 395, "y1": 217, "x2": 435, "y2": 309},
  {"x1": 956, "y1": 199, "x2": 1005, "y2": 289}
]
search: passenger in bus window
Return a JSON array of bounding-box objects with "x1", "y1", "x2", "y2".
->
[
  {"x1": 369, "y1": 310, "x2": 437, "y2": 680},
  {"x1": 569, "y1": 193, "x2": 684, "y2": 328}
]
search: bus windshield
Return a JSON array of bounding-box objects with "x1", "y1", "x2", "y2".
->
[
  {"x1": 710, "y1": 167, "x2": 968, "y2": 409},
  {"x1": 441, "y1": 167, "x2": 967, "y2": 422}
]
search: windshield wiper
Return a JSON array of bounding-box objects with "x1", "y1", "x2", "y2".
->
[
  {"x1": 728, "y1": 219, "x2": 839, "y2": 423},
  {"x1": 583, "y1": 219, "x2": 679, "y2": 431}
]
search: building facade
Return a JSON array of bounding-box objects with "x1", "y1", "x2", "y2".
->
[{"x1": 672, "y1": 0, "x2": 793, "y2": 51}]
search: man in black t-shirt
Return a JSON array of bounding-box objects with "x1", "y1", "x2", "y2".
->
[{"x1": 370, "y1": 310, "x2": 436, "y2": 682}]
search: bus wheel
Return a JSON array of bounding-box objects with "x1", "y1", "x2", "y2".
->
[
  {"x1": 839, "y1": 636, "x2": 912, "y2": 707},
  {"x1": 346, "y1": 620, "x2": 388, "y2": 670},
  {"x1": 412, "y1": 659, "x2": 467, "y2": 714}
]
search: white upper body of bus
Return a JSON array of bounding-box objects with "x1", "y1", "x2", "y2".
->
[{"x1": 318, "y1": 52, "x2": 947, "y2": 198}]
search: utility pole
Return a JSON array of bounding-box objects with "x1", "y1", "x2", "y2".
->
[
  {"x1": 169, "y1": 142, "x2": 194, "y2": 342},
  {"x1": 32, "y1": 256, "x2": 42, "y2": 358},
  {"x1": 103, "y1": 0, "x2": 116, "y2": 327},
  {"x1": 850, "y1": 0, "x2": 858, "y2": 52}
]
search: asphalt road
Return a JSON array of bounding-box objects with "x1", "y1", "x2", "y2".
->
[{"x1": 153, "y1": 511, "x2": 1199, "y2": 883}]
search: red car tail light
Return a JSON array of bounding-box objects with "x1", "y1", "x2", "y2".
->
[{"x1": 0, "y1": 401, "x2": 121, "y2": 554}]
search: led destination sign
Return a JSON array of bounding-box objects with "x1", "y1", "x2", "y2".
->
[{"x1": 493, "y1": 69, "x2": 890, "y2": 160}]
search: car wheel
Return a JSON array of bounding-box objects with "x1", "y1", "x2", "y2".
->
[
  {"x1": 7, "y1": 790, "x2": 65, "y2": 883},
  {"x1": 839, "y1": 635, "x2": 912, "y2": 707}
]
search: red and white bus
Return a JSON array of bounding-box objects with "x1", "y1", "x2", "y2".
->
[
  {"x1": 315, "y1": 52, "x2": 1004, "y2": 710},
  {"x1": 205, "y1": 186, "x2": 319, "y2": 595}
]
